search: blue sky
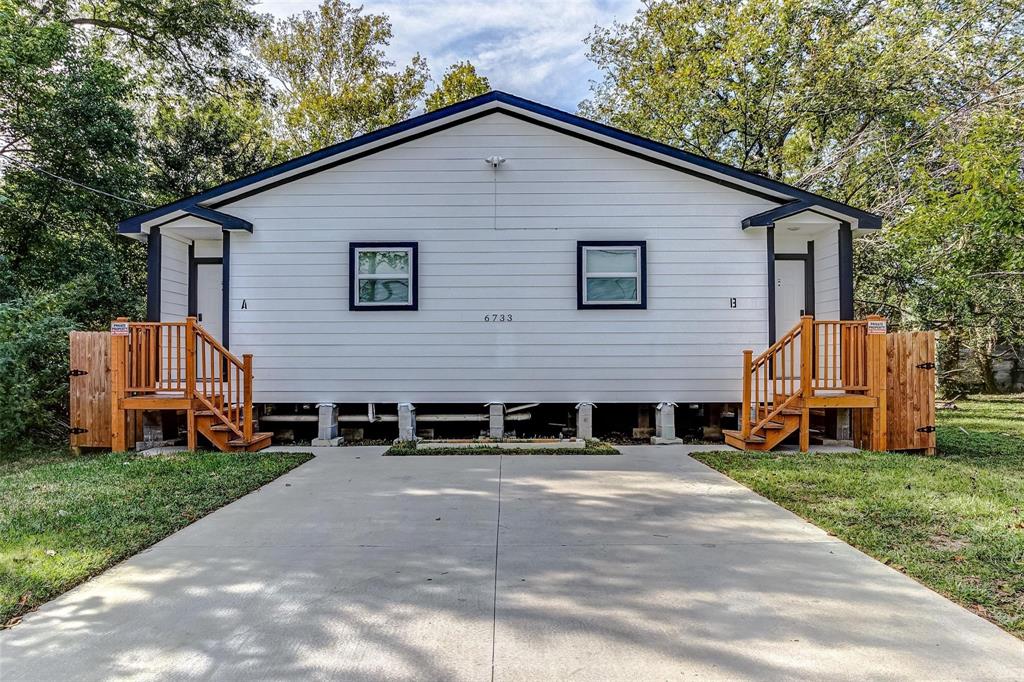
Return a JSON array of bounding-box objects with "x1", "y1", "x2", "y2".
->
[{"x1": 256, "y1": 0, "x2": 642, "y2": 112}]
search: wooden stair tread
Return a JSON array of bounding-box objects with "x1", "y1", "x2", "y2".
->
[
  {"x1": 723, "y1": 429, "x2": 765, "y2": 443},
  {"x1": 228, "y1": 432, "x2": 273, "y2": 446},
  {"x1": 210, "y1": 423, "x2": 251, "y2": 432},
  {"x1": 194, "y1": 410, "x2": 243, "y2": 419}
]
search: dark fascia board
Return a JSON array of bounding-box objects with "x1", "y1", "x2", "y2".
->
[
  {"x1": 118, "y1": 91, "x2": 881, "y2": 233},
  {"x1": 186, "y1": 205, "x2": 252, "y2": 232},
  {"x1": 742, "y1": 200, "x2": 881, "y2": 230},
  {"x1": 144, "y1": 204, "x2": 253, "y2": 233}
]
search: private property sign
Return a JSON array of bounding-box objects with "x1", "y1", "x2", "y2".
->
[
  {"x1": 867, "y1": 320, "x2": 888, "y2": 335},
  {"x1": 110, "y1": 321, "x2": 129, "y2": 336}
]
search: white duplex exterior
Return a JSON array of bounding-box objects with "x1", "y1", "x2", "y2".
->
[{"x1": 120, "y1": 92, "x2": 879, "y2": 408}]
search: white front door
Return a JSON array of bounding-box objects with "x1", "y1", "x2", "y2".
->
[
  {"x1": 775, "y1": 259, "x2": 806, "y2": 338},
  {"x1": 196, "y1": 263, "x2": 222, "y2": 342}
]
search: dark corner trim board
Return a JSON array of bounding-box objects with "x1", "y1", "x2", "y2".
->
[
  {"x1": 766, "y1": 226, "x2": 776, "y2": 344},
  {"x1": 838, "y1": 221, "x2": 854, "y2": 320},
  {"x1": 348, "y1": 242, "x2": 419, "y2": 311},
  {"x1": 576, "y1": 240, "x2": 647, "y2": 310},
  {"x1": 146, "y1": 226, "x2": 162, "y2": 322},
  {"x1": 117, "y1": 91, "x2": 881, "y2": 235},
  {"x1": 222, "y1": 231, "x2": 231, "y2": 349},
  {"x1": 775, "y1": 240, "x2": 816, "y2": 318},
  {"x1": 187, "y1": 253, "x2": 222, "y2": 318}
]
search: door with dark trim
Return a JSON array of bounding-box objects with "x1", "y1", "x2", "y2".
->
[
  {"x1": 195, "y1": 262, "x2": 223, "y2": 342},
  {"x1": 775, "y1": 259, "x2": 810, "y2": 337}
]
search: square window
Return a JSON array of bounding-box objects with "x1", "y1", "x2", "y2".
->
[
  {"x1": 577, "y1": 241, "x2": 646, "y2": 309},
  {"x1": 349, "y1": 242, "x2": 418, "y2": 310}
]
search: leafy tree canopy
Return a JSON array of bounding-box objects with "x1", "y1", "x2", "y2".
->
[
  {"x1": 255, "y1": 0, "x2": 430, "y2": 153},
  {"x1": 582, "y1": 0, "x2": 1024, "y2": 210},
  {"x1": 25, "y1": 0, "x2": 267, "y2": 92},
  {"x1": 426, "y1": 61, "x2": 491, "y2": 111}
]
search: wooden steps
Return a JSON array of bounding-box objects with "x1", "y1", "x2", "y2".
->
[
  {"x1": 193, "y1": 409, "x2": 271, "y2": 452},
  {"x1": 110, "y1": 317, "x2": 270, "y2": 453},
  {"x1": 724, "y1": 410, "x2": 802, "y2": 451},
  {"x1": 730, "y1": 315, "x2": 888, "y2": 452}
]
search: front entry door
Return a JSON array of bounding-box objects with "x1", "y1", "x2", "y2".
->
[
  {"x1": 196, "y1": 263, "x2": 222, "y2": 342},
  {"x1": 775, "y1": 259, "x2": 807, "y2": 338}
]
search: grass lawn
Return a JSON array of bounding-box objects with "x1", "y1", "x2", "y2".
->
[
  {"x1": 0, "y1": 449, "x2": 312, "y2": 627},
  {"x1": 693, "y1": 394, "x2": 1024, "y2": 638}
]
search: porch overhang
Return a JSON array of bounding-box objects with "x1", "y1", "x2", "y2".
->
[
  {"x1": 742, "y1": 200, "x2": 882, "y2": 230},
  {"x1": 119, "y1": 204, "x2": 252, "y2": 238}
]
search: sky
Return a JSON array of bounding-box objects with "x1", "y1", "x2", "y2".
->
[{"x1": 255, "y1": 0, "x2": 642, "y2": 112}]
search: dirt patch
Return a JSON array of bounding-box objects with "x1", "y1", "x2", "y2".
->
[{"x1": 927, "y1": 533, "x2": 970, "y2": 552}]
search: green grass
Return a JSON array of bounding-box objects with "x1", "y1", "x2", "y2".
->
[
  {"x1": 0, "y1": 449, "x2": 312, "y2": 627},
  {"x1": 693, "y1": 394, "x2": 1024, "y2": 638},
  {"x1": 385, "y1": 440, "x2": 620, "y2": 456}
]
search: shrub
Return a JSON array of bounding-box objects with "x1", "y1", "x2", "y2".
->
[{"x1": 0, "y1": 289, "x2": 76, "y2": 447}]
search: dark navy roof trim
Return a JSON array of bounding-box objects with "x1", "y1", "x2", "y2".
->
[
  {"x1": 119, "y1": 91, "x2": 881, "y2": 233},
  {"x1": 742, "y1": 200, "x2": 870, "y2": 229},
  {"x1": 185, "y1": 205, "x2": 252, "y2": 232}
]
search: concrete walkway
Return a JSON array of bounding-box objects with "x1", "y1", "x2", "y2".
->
[{"x1": 1, "y1": 446, "x2": 1020, "y2": 681}]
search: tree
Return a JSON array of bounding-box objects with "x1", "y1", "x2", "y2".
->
[
  {"x1": 857, "y1": 111, "x2": 1024, "y2": 391},
  {"x1": 255, "y1": 0, "x2": 430, "y2": 153},
  {"x1": 25, "y1": 0, "x2": 266, "y2": 93},
  {"x1": 0, "y1": 4, "x2": 145, "y2": 302},
  {"x1": 582, "y1": 0, "x2": 1024, "y2": 209},
  {"x1": 425, "y1": 61, "x2": 491, "y2": 111},
  {"x1": 146, "y1": 90, "x2": 285, "y2": 199}
]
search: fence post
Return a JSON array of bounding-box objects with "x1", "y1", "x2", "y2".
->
[
  {"x1": 741, "y1": 350, "x2": 753, "y2": 439},
  {"x1": 243, "y1": 354, "x2": 254, "y2": 442},
  {"x1": 110, "y1": 317, "x2": 129, "y2": 452},
  {"x1": 866, "y1": 314, "x2": 888, "y2": 451}
]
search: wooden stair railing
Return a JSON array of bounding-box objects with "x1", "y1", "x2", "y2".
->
[
  {"x1": 111, "y1": 316, "x2": 259, "y2": 452},
  {"x1": 735, "y1": 315, "x2": 886, "y2": 452},
  {"x1": 190, "y1": 319, "x2": 254, "y2": 447}
]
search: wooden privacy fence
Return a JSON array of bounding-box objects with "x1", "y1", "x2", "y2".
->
[
  {"x1": 854, "y1": 331, "x2": 936, "y2": 453},
  {"x1": 69, "y1": 331, "x2": 140, "y2": 449}
]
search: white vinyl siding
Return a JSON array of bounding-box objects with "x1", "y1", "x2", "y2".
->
[
  {"x1": 160, "y1": 234, "x2": 189, "y2": 321},
  {"x1": 223, "y1": 113, "x2": 776, "y2": 404},
  {"x1": 814, "y1": 230, "x2": 840, "y2": 320}
]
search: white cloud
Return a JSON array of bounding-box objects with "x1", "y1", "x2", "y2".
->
[{"x1": 254, "y1": 0, "x2": 641, "y2": 111}]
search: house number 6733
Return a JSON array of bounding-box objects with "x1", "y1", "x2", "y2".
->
[{"x1": 483, "y1": 313, "x2": 512, "y2": 322}]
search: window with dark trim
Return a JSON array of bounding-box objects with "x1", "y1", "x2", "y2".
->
[
  {"x1": 577, "y1": 241, "x2": 647, "y2": 309},
  {"x1": 349, "y1": 242, "x2": 418, "y2": 310}
]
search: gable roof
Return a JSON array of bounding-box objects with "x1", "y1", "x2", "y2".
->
[{"x1": 119, "y1": 91, "x2": 881, "y2": 235}]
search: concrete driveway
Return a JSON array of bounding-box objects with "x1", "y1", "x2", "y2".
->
[{"x1": 1, "y1": 446, "x2": 1021, "y2": 681}]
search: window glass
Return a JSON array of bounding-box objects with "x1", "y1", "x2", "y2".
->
[
  {"x1": 586, "y1": 277, "x2": 637, "y2": 302},
  {"x1": 358, "y1": 250, "x2": 410, "y2": 275},
  {"x1": 585, "y1": 248, "x2": 638, "y2": 274},
  {"x1": 358, "y1": 278, "x2": 409, "y2": 303}
]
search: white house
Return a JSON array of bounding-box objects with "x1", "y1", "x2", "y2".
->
[{"x1": 118, "y1": 91, "x2": 880, "y2": 442}]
